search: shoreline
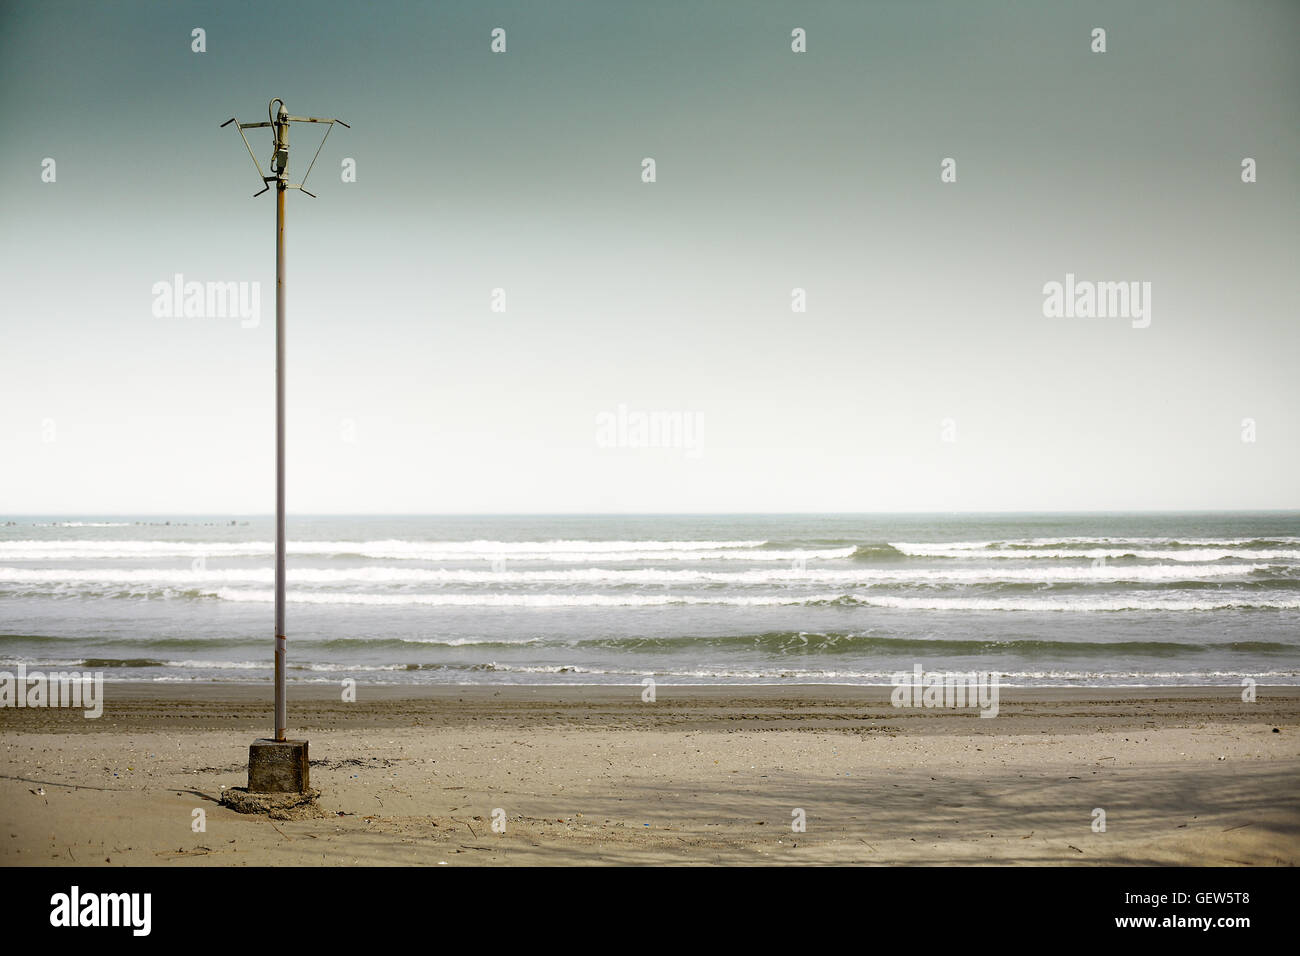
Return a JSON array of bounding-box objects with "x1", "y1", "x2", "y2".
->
[
  {"x1": 18, "y1": 677, "x2": 1298, "y2": 687},
  {"x1": 9, "y1": 681, "x2": 1295, "y2": 699},
  {"x1": 3, "y1": 681, "x2": 1297, "y2": 734}
]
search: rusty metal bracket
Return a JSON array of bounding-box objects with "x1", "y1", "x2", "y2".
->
[{"x1": 221, "y1": 117, "x2": 272, "y2": 196}]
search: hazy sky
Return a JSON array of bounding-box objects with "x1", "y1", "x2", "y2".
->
[{"x1": 2, "y1": 0, "x2": 1297, "y2": 513}]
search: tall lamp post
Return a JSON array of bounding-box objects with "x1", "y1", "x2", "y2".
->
[{"x1": 221, "y1": 99, "x2": 348, "y2": 793}]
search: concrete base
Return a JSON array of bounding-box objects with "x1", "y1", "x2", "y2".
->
[{"x1": 247, "y1": 738, "x2": 310, "y2": 793}]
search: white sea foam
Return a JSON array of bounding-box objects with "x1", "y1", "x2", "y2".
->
[
  {"x1": 400, "y1": 636, "x2": 538, "y2": 646},
  {"x1": 891, "y1": 545, "x2": 1300, "y2": 561},
  {"x1": 844, "y1": 596, "x2": 1300, "y2": 611},
  {"x1": 0, "y1": 538, "x2": 766, "y2": 551},
  {"x1": 213, "y1": 589, "x2": 818, "y2": 607},
  {"x1": 892, "y1": 537, "x2": 1300, "y2": 551},
  {"x1": 0, "y1": 563, "x2": 1271, "y2": 586},
  {"x1": 7, "y1": 536, "x2": 1293, "y2": 562},
  {"x1": 27, "y1": 522, "x2": 133, "y2": 528},
  {"x1": 0, "y1": 539, "x2": 780, "y2": 562},
  {"x1": 206, "y1": 588, "x2": 1300, "y2": 611},
  {"x1": 8, "y1": 653, "x2": 1295, "y2": 684}
]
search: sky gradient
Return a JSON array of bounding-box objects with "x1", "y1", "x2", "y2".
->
[{"x1": 2, "y1": 0, "x2": 1297, "y2": 513}]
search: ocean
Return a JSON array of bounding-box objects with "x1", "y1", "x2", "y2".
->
[{"x1": 2, "y1": 513, "x2": 1298, "y2": 687}]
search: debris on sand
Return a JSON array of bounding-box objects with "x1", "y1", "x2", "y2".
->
[{"x1": 219, "y1": 787, "x2": 327, "y2": 820}]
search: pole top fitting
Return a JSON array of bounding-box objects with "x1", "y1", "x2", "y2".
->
[
  {"x1": 269, "y1": 98, "x2": 290, "y2": 176},
  {"x1": 224, "y1": 97, "x2": 348, "y2": 197}
]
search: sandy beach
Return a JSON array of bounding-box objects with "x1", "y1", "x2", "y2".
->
[{"x1": 2, "y1": 684, "x2": 1297, "y2": 866}]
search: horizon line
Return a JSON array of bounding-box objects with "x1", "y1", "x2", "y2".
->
[{"x1": 5, "y1": 509, "x2": 1300, "y2": 518}]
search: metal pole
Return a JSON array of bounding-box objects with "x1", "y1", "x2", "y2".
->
[
  {"x1": 221, "y1": 100, "x2": 346, "y2": 749},
  {"x1": 274, "y1": 111, "x2": 288, "y2": 743}
]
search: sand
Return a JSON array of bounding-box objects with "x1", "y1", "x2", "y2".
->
[{"x1": 2, "y1": 684, "x2": 1297, "y2": 865}]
